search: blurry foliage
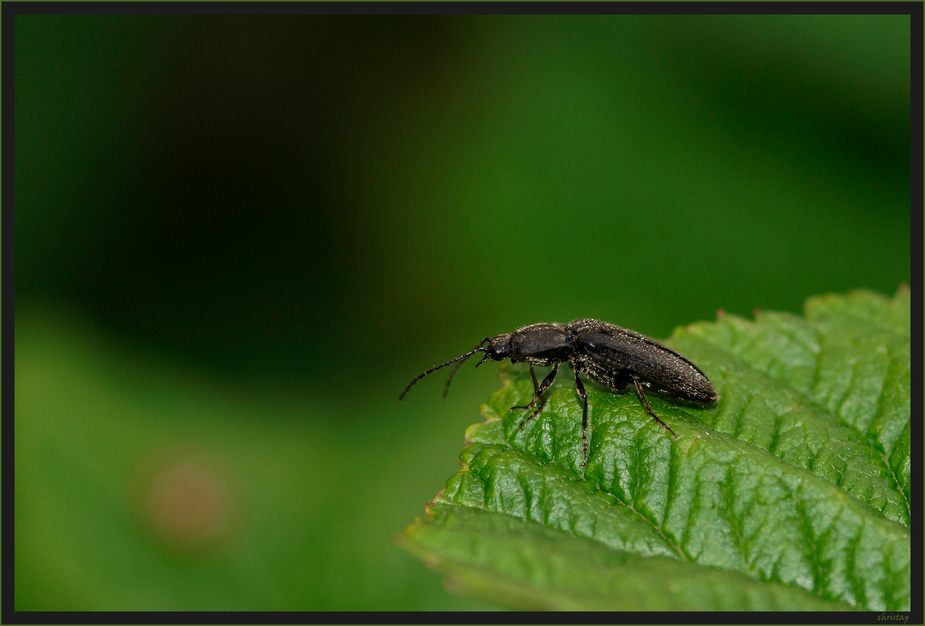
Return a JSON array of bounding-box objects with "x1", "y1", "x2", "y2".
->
[
  {"x1": 13, "y1": 13, "x2": 910, "y2": 610},
  {"x1": 15, "y1": 302, "x2": 494, "y2": 610}
]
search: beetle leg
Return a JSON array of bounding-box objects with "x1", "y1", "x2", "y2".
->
[
  {"x1": 610, "y1": 369, "x2": 632, "y2": 392},
  {"x1": 631, "y1": 375, "x2": 678, "y2": 439},
  {"x1": 574, "y1": 369, "x2": 589, "y2": 466},
  {"x1": 510, "y1": 364, "x2": 541, "y2": 412},
  {"x1": 513, "y1": 363, "x2": 559, "y2": 426}
]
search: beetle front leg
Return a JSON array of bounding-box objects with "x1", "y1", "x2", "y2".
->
[
  {"x1": 512, "y1": 363, "x2": 559, "y2": 427},
  {"x1": 510, "y1": 364, "x2": 541, "y2": 412},
  {"x1": 574, "y1": 369, "x2": 589, "y2": 466}
]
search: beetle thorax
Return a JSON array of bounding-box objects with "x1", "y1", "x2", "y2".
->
[{"x1": 509, "y1": 323, "x2": 571, "y2": 363}]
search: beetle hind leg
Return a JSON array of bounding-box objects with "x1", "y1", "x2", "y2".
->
[{"x1": 631, "y1": 375, "x2": 678, "y2": 438}]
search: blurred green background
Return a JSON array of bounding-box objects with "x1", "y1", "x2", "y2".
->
[{"x1": 14, "y1": 14, "x2": 910, "y2": 611}]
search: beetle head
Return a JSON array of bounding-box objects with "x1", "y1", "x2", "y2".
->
[{"x1": 477, "y1": 333, "x2": 512, "y2": 366}]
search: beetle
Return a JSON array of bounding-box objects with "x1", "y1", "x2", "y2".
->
[{"x1": 399, "y1": 319, "x2": 718, "y2": 465}]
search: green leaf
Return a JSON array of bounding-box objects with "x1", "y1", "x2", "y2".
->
[{"x1": 397, "y1": 288, "x2": 911, "y2": 611}]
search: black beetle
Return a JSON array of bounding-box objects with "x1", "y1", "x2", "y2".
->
[{"x1": 400, "y1": 319, "x2": 718, "y2": 464}]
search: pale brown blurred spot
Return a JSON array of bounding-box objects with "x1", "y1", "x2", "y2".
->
[{"x1": 132, "y1": 447, "x2": 243, "y2": 556}]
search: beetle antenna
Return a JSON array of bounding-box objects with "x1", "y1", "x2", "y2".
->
[
  {"x1": 441, "y1": 346, "x2": 493, "y2": 395},
  {"x1": 400, "y1": 338, "x2": 491, "y2": 400},
  {"x1": 442, "y1": 359, "x2": 467, "y2": 398}
]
